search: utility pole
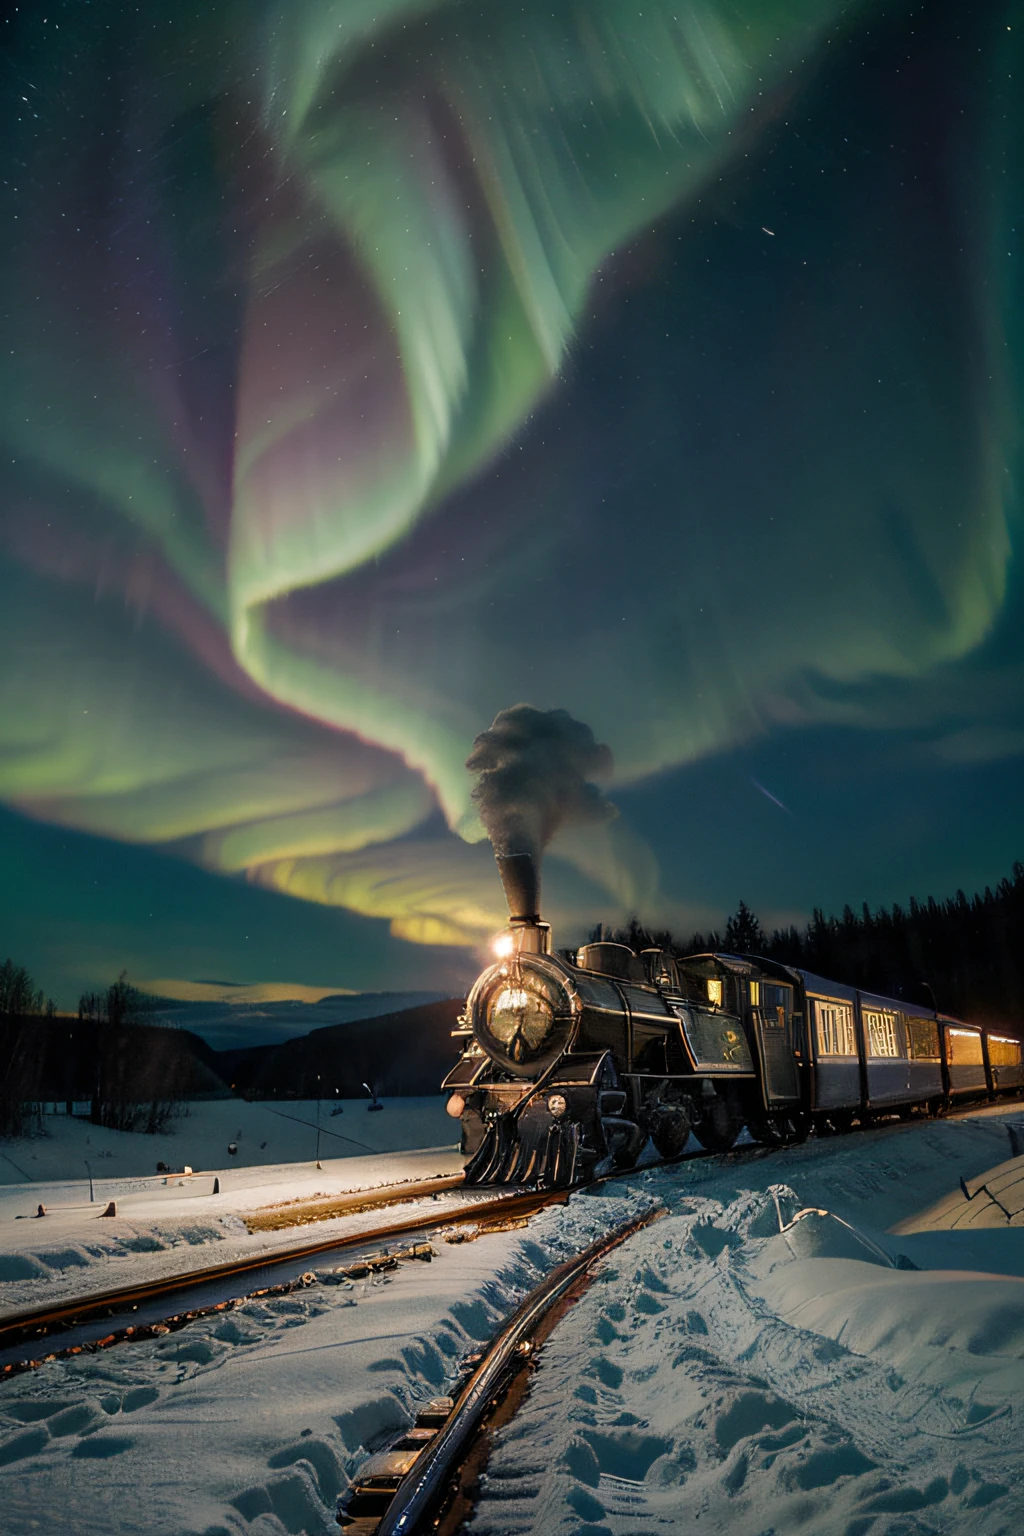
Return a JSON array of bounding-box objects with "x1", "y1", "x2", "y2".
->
[{"x1": 315, "y1": 1074, "x2": 322, "y2": 1169}]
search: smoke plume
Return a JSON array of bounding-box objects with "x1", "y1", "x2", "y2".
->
[{"x1": 466, "y1": 706, "x2": 617, "y2": 860}]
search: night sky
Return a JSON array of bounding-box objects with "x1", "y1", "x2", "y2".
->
[{"x1": 1, "y1": 0, "x2": 1022, "y2": 1009}]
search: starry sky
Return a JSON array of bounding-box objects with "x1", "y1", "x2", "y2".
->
[{"x1": 1, "y1": 0, "x2": 1022, "y2": 1010}]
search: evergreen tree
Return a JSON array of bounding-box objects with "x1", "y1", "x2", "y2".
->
[
  {"x1": 723, "y1": 901, "x2": 765, "y2": 955},
  {"x1": 601, "y1": 860, "x2": 1024, "y2": 1027}
]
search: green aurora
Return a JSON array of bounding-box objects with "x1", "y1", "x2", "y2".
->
[{"x1": 1, "y1": 0, "x2": 1023, "y2": 998}]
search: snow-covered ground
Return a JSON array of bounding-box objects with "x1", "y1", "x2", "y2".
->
[
  {"x1": 0, "y1": 1096, "x2": 455, "y2": 1186},
  {"x1": 0, "y1": 1099, "x2": 462, "y2": 1319},
  {"x1": 0, "y1": 1104, "x2": 1022, "y2": 1534}
]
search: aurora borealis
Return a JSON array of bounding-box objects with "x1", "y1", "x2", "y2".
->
[{"x1": 2, "y1": 0, "x2": 1023, "y2": 1006}]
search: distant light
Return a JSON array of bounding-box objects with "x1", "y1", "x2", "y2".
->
[{"x1": 492, "y1": 932, "x2": 515, "y2": 958}]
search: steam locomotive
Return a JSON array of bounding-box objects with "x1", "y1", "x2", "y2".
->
[{"x1": 442, "y1": 854, "x2": 1024, "y2": 1186}]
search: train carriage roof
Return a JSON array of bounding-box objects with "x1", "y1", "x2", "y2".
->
[
  {"x1": 787, "y1": 969, "x2": 858, "y2": 1004},
  {"x1": 860, "y1": 990, "x2": 937, "y2": 1020},
  {"x1": 714, "y1": 955, "x2": 946, "y2": 1020}
]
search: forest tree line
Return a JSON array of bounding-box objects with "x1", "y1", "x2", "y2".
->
[
  {"x1": 1, "y1": 967, "x2": 207, "y2": 1137},
  {"x1": 606, "y1": 860, "x2": 1024, "y2": 1027}
]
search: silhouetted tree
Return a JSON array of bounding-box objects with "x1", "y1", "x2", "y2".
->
[
  {"x1": 604, "y1": 860, "x2": 1024, "y2": 1030},
  {"x1": 0, "y1": 957, "x2": 56, "y2": 1136},
  {"x1": 724, "y1": 901, "x2": 765, "y2": 955},
  {"x1": 80, "y1": 972, "x2": 188, "y2": 1133}
]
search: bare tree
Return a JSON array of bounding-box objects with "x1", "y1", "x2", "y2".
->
[
  {"x1": 80, "y1": 972, "x2": 190, "y2": 1133},
  {"x1": 0, "y1": 957, "x2": 56, "y2": 1137}
]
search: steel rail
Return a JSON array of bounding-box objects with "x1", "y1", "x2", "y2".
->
[
  {"x1": 243, "y1": 1172, "x2": 465, "y2": 1232},
  {"x1": 373, "y1": 1204, "x2": 665, "y2": 1536}
]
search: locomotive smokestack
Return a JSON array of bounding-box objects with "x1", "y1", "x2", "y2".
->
[
  {"x1": 467, "y1": 705, "x2": 617, "y2": 943},
  {"x1": 494, "y1": 851, "x2": 541, "y2": 924}
]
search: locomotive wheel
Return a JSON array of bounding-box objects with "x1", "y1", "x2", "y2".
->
[
  {"x1": 604, "y1": 1117, "x2": 645, "y2": 1170},
  {"x1": 643, "y1": 1086, "x2": 692, "y2": 1161},
  {"x1": 650, "y1": 1107, "x2": 692, "y2": 1160},
  {"x1": 697, "y1": 1093, "x2": 744, "y2": 1153}
]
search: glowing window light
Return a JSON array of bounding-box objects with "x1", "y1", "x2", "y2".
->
[
  {"x1": 707, "y1": 978, "x2": 723, "y2": 1006},
  {"x1": 947, "y1": 1027, "x2": 984, "y2": 1065},
  {"x1": 814, "y1": 999, "x2": 856, "y2": 1056},
  {"x1": 749, "y1": 980, "x2": 760, "y2": 1007},
  {"x1": 865, "y1": 1009, "x2": 900, "y2": 1058}
]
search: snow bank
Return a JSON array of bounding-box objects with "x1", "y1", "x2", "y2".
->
[
  {"x1": 466, "y1": 1118, "x2": 1024, "y2": 1536},
  {"x1": 0, "y1": 1143, "x2": 468, "y2": 1321},
  {"x1": 0, "y1": 1102, "x2": 459, "y2": 1321}
]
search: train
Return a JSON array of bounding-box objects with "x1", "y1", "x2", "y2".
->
[{"x1": 442, "y1": 853, "x2": 1024, "y2": 1186}]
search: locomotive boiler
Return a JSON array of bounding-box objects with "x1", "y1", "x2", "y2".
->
[{"x1": 442, "y1": 852, "x2": 1024, "y2": 1186}]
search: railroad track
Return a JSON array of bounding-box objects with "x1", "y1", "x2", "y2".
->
[
  {"x1": 2, "y1": 1095, "x2": 1014, "y2": 1377},
  {"x1": 0, "y1": 1182, "x2": 571, "y2": 1371},
  {"x1": 331, "y1": 1102, "x2": 1024, "y2": 1535},
  {"x1": 336, "y1": 1205, "x2": 665, "y2": 1535}
]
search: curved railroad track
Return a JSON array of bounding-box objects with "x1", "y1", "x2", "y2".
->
[
  {"x1": 2, "y1": 1092, "x2": 1016, "y2": 1378},
  {"x1": 337, "y1": 1205, "x2": 666, "y2": 1536}
]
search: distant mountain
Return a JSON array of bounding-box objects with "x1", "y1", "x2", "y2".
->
[
  {"x1": 147, "y1": 990, "x2": 449, "y2": 1051},
  {"x1": 214, "y1": 997, "x2": 464, "y2": 1099}
]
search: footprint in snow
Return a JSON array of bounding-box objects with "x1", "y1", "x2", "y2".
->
[{"x1": 71, "y1": 1435, "x2": 135, "y2": 1459}]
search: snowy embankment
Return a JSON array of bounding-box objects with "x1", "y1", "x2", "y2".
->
[
  {"x1": 0, "y1": 1098, "x2": 461, "y2": 1317},
  {"x1": 470, "y1": 1108, "x2": 1024, "y2": 1536},
  {"x1": 0, "y1": 1105, "x2": 1021, "y2": 1535}
]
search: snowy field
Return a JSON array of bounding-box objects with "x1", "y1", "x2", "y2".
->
[
  {"x1": 0, "y1": 1104, "x2": 1021, "y2": 1534},
  {"x1": 0, "y1": 1096, "x2": 456, "y2": 1186},
  {"x1": 0, "y1": 1098, "x2": 462, "y2": 1318}
]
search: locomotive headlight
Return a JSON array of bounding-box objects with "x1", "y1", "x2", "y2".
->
[
  {"x1": 547, "y1": 1093, "x2": 568, "y2": 1119},
  {"x1": 472, "y1": 959, "x2": 571, "y2": 1074},
  {"x1": 487, "y1": 983, "x2": 555, "y2": 1063}
]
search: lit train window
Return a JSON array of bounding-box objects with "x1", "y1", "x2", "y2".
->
[
  {"x1": 749, "y1": 980, "x2": 760, "y2": 1007},
  {"x1": 864, "y1": 1008, "x2": 902, "y2": 1057},
  {"x1": 905, "y1": 1016, "x2": 940, "y2": 1059},
  {"x1": 947, "y1": 1027, "x2": 984, "y2": 1066},
  {"x1": 706, "y1": 978, "x2": 723, "y2": 1006},
  {"x1": 986, "y1": 1036, "x2": 1021, "y2": 1067},
  {"x1": 813, "y1": 999, "x2": 856, "y2": 1056}
]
